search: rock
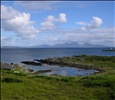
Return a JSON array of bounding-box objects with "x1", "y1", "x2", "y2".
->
[
  {"x1": 27, "y1": 68, "x2": 34, "y2": 72},
  {"x1": 21, "y1": 61, "x2": 42, "y2": 66}
]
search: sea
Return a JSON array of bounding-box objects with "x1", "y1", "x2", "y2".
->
[
  {"x1": 1, "y1": 48, "x2": 114, "y2": 63},
  {"x1": 1, "y1": 48, "x2": 114, "y2": 76}
]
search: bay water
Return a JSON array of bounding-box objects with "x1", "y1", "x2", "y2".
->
[{"x1": 1, "y1": 48, "x2": 114, "y2": 76}]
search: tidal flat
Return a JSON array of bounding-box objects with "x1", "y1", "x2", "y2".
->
[{"x1": 1, "y1": 55, "x2": 115, "y2": 100}]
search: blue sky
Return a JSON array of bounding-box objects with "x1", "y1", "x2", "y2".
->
[{"x1": 1, "y1": 1, "x2": 115, "y2": 47}]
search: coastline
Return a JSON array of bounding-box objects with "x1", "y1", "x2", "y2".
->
[
  {"x1": 1, "y1": 62, "x2": 34, "y2": 74},
  {"x1": 21, "y1": 55, "x2": 115, "y2": 72},
  {"x1": 2, "y1": 55, "x2": 115, "y2": 76},
  {"x1": 1, "y1": 62, "x2": 53, "y2": 75},
  {"x1": 2, "y1": 55, "x2": 115, "y2": 74}
]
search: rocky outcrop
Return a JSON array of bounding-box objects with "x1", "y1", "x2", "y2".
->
[
  {"x1": 21, "y1": 55, "x2": 105, "y2": 72},
  {"x1": 35, "y1": 57, "x2": 93, "y2": 70},
  {"x1": 33, "y1": 55, "x2": 102, "y2": 72},
  {"x1": 21, "y1": 61, "x2": 42, "y2": 66}
]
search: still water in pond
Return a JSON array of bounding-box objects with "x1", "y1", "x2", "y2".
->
[{"x1": 27, "y1": 64, "x2": 99, "y2": 76}]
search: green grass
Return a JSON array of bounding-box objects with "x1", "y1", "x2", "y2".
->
[
  {"x1": 1, "y1": 55, "x2": 115, "y2": 100},
  {"x1": 56, "y1": 55, "x2": 115, "y2": 71}
]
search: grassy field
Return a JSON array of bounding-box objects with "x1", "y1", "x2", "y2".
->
[{"x1": 1, "y1": 55, "x2": 115, "y2": 100}]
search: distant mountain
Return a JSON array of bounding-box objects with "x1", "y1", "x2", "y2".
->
[
  {"x1": 51, "y1": 42, "x2": 80, "y2": 48},
  {"x1": 80, "y1": 42, "x2": 105, "y2": 48},
  {"x1": 1, "y1": 42, "x2": 110, "y2": 48},
  {"x1": 33, "y1": 42, "x2": 107, "y2": 48},
  {"x1": 1, "y1": 46, "x2": 21, "y2": 48},
  {"x1": 30, "y1": 44, "x2": 50, "y2": 48},
  {"x1": 50, "y1": 42, "x2": 106, "y2": 48}
]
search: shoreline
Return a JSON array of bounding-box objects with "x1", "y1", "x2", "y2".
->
[
  {"x1": 1, "y1": 55, "x2": 115, "y2": 76},
  {"x1": 0, "y1": 62, "x2": 53, "y2": 75},
  {"x1": 21, "y1": 55, "x2": 110, "y2": 71},
  {"x1": 1, "y1": 62, "x2": 34, "y2": 74},
  {"x1": 20, "y1": 54, "x2": 115, "y2": 75}
]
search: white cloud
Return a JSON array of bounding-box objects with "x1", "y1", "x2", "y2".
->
[
  {"x1": 41, "y1": 21, "x2": 56, "y2": 31},
  {"x1": 1, "y1": 5, "x2": 39, "y2": 39},
  {"x1": 1, "y1": 36, "x2": 14, "y2": 46},
  {"x1": 32, "y1": 27, "x2": 114, "y2": 47},
  {"x1": 46, "y1": 13, "x2": 67, "y2": 22},
  {"x1": 15, "y1": 1, "x2": 52, "y2": 10},
  {"x1": 15, "y1": 1, "x2": 74, "y2": 11},
  {"x1": 15, "y1": 1, "x2": 91, "y2": 11},
  {"x1": 52, "y1": 27, "x2": 114, "y2": 47},
  {"x1": 46, "y1": 15, "x2": 56, "y2": 22},
  {"x1": 83, "y1": 16, "x2": 103, "y2": 30},
  {"x1": 75, "y1": 2, "x2": 90, "y2": 8},
  {"x1": 1, "y1": 5, "x2": 19, "y2": 20},
  {"x1": 41, "y1": 13, "x2": 67, "y2": 31},
  {"x1": 58, "y1": 13, "x2": 67, "y2": 22},
  {"x1": 1, "y1": 27, "x2": 114, "y2": 47},
  {"x1": 76, "y1": 22, "x2": 87, "y2": 25}
]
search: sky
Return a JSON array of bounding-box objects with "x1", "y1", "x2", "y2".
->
[{"x1": 1, "y1": 1, "x2": 115, "y2": 47}]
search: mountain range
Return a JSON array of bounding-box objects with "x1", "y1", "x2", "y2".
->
[{"x1": 1, "y1": 42, "x2": 108, "y2": 48}]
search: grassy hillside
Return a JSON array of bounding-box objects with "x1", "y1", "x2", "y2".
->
[{"x1": 1, "y1": 55, "x2": 115, "y2": 100}]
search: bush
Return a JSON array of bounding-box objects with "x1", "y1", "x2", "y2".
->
[
  {"x1": 85, "y1": 56, "x2": 115, "y2": 62},
  {"x1": 79, "y1": 76, "x2": 115, "y2": 88},
  {"x1": 2, "y1": 77, "x2": 22, "y2": 83},
  {"x1": 14, "y1": 72, "x2": 27, "y2": 76}
]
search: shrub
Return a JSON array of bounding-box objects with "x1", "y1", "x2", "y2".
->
[
  {"x1": 14, "y1": 72, "x2": 27, "y2": 76},
  {"x1": 79, "y1": 76, "x2": 115, "y2": 88},
  {"x1": 85, "y1": 56, "x2": 115, "y2": 62},
  {"x1": 2, "y1": 77, "x2": 22, "y2": 83}
]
